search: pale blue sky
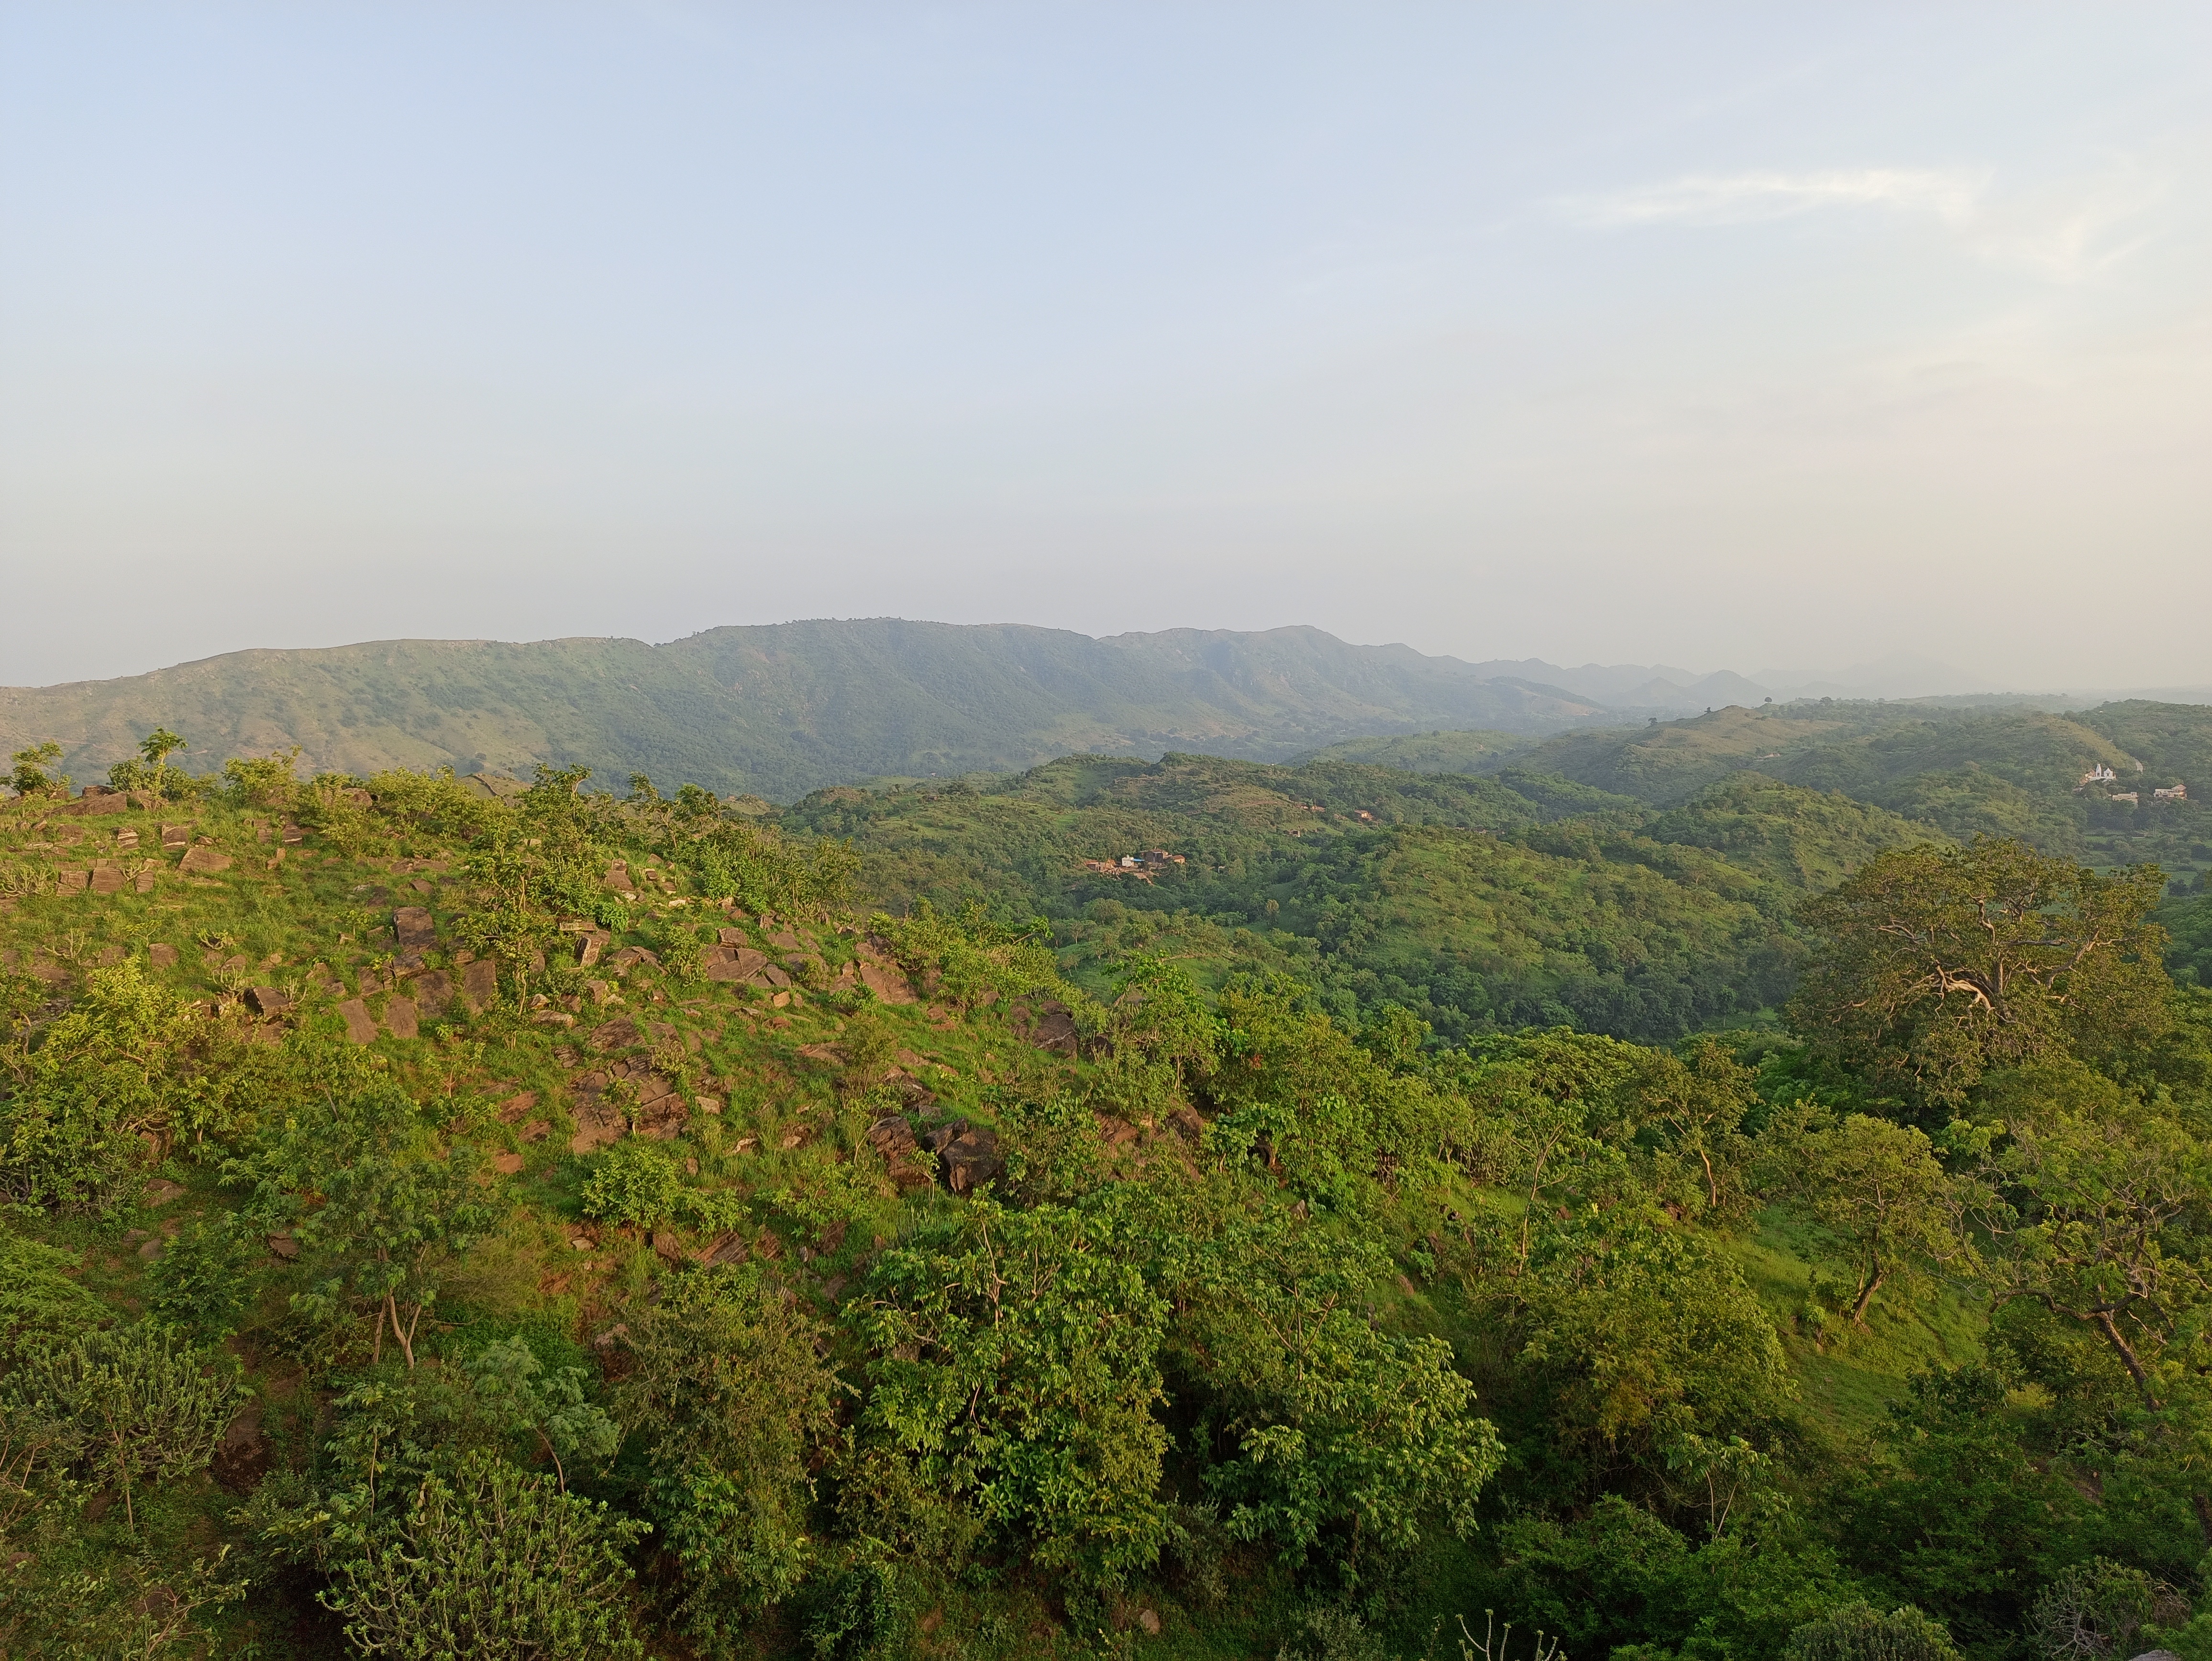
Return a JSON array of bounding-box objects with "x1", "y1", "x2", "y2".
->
[{"x1": 3, "y1": 4, "x2": 2207, "y2": 688}]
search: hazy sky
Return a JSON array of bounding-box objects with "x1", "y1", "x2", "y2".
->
[{"x1": 4, "y1": 4, "x2": 2208, "y2": 690}]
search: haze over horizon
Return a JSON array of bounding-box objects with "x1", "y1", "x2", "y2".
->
[{"x1": 5, "y1": 5, "x2": 2209, "y2": 691}]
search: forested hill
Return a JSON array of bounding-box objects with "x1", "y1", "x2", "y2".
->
[
  {"x1": 0, "y1": 621, "x2": 1615, "y2": 799},
  {"x1": 781, "y1": 753, "x2": 1939, "y2": 1042},
  {"x1": 1445, "y1": 697, "x2": 2212, "y2": 877}
]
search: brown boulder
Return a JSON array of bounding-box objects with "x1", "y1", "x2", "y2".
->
[
  {"x1": 590, "y1": 1016, "x2": 641, "y2": 1051},
  {"x1": 245, "y1": 986, "x2": 291, "y2": 1017},
  {"x1": 392, "y1": 906, "x2": 436, "y2": 949},
  {"x1": 567, "y1": 1102, "x2": 626, "y2": 1155},
  {"x1": 412, "y1": 970, "x2": 453, "y2": 1018},
  {"x1": 383, "y1": 997, "x2": 420, "y2": 1040},
  {"x1": 857, "y1": 957, "x2": 917, "y2": 1004},
  {"x1": 866, "y1": 1115, "x2": 919, "y2": 1159},
  {"x1": 179, "y1": 845, "x2": 231, "y2": 875},
  {"x1": 89, "y1": 860, "x2": 125, "y2": 895},
  {"x1": 461, "y1": 957, "x2": 499, "y2": 1011},
  {"x1": 705, "y1": 945, "x2": 768, "y2": 983},
  {"x1": 57, "y1": 868, "x2": 89, "y2": 894},
  {"x1": 335, "y1": 998, "x2": 378, "y2": 1044},
  {"x1": 924, "y1": 1123, "x2": 1002, "y2": 1195},
  {"x1": 699, "y1": 1232, "x2": 750, "y2": 1268}
]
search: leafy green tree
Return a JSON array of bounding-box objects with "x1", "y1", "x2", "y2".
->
[
  {"x1": 2026, "y1": 1558, "x2": 2173, "y2": 1661},
  {"x1": 1, "y1": 1325, "x2": 244, "y2": 1531},
  {"x1": 1785, "y1": 1602, "x2": 1961, "y2": 1661},
  {"x1": 615, "y1": 1267, "x2": 839, "y2": 1642},
  {"x1": 1760, "y1": 1108, "x2": 1959, "y2": 1324},
  {"x1": 0, "y1": 1233, "x2": 108, "y2": 1369},
  {"x1": 1149, "y1": 1185, "x2": 1502, "y2": 1572},
  {"x1": 321, "y1": 1448, "x2": 646, "y2": 1659},
  {"x1": 1791, "y1": 839, "x2": 2171, "y2": 1110},
  {"x1": 852, "y1": 1199, "x2": 1172, "y2": 1585},
  {"x1": 236, "y1": 1081, "x2": 490, "y2": 1368},
  {"x1": 0, "y1": 962, "x2": 200, "y2": 1211},
  {"x1": 1495, "y1": 1491, "x2": 1852, "y2": 1661},
  {"x1": 1626, "y1": 1038, "x2": 1760, "y2": 1217},
  {"x1": 1515, "y1": 1212, "x2": 1794, "y2": 1464},
  {"x1": 221, "y1": 745, "x2": 303, "y2": 808},
  {"x1": 6, "y1": 742, "x2": 67, "y2": 801},
  {"x1": 107, "y1": 728, "x2": 192, "y2": 799},
  {"x1": 144, "y1": 1212, "x2": 262, "y2": 1341}
]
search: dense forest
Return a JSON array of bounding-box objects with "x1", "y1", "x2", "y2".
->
[{"x1": 3, "y1": 708, "x2": 2212, "y2": 1660}]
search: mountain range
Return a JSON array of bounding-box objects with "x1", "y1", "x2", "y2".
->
[{"x1": 5, "y1": 619, "x2": 2204, "y2": 803}]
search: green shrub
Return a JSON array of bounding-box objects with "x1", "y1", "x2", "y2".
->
[
  {"x1": 2, "y1": 1325, "x2": 244, "y2": 1530},
  {"x1": 581, "y1": 1141, "x2": 685, "y2": 1230},
  {"x1": 322, "y1": 1449, "x2": 646, "y2": 1659},
  {"x1": 1787, "y1": 1603, "x2": 1960, "y2": 1661}
]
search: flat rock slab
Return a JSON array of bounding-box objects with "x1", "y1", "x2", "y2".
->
[
  {"x1": 568, "y1": 1103, "x2": 625, "y2": 1155},
  {"x1": 179, "y1": 846, "x2": 232, "y2": 875},
  {"x1": 383, "y1": 997, "x2": 420, "y2": 1040},
  {"x1": 590, "y1": 1016, "x2": 641, "y2": 1050},
  {"x1": 246, "y1": 986, "x2": 291, "y2": 1017},
  {"x1": 89, "y1": 861, "x2": 125, "y2": 894},
  {"x1": 160, "y1": 824, "x2": 192, "y2": 849},
  {"x1": 705, "y1": 945, "x2": 767, "y2": 982},
  {"x1": 462, "y1": 958, "x2": 498, "y2": 1010},
  {"x1": 336, "y1": 998, "x2": 378, "y2": 1044},
  {"x1": 392, "y1": 906, "x2": 436, "y2": 948},
  {"x1": 133, "y1": 869, "x2": 156, "y2": 893},
  {"x1": 412, "y1": 970, "x2": 453, "y2": 1018},
  {"x1": 57, "y1": 868, "x2": 89, "y2": 894}
]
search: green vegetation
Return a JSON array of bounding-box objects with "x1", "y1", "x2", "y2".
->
[{"x1": 0, "y1": 711, "x2": 2210, "y2": 1660}]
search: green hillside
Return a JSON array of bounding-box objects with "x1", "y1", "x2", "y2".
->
[
  {"x1": 1466, "y1": 698, "x2": 2212, "y2": 881},
  {"x1": 0, "y1": 622, "x2": 1613, "y2": 803},
  {"x1": 3, "y1": 749, "x2": 2208, "y2": 1661},
  {"x1": 783, "y1": 753, "x2": 1936, "y2": 1042},
  {"x1": 1291, "y1": 728, "x2": 1545, "y2": 772}
]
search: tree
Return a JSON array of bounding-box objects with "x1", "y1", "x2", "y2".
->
[
  {"x1": 107, "y1": 728, "x2": 192, "y2": 799},
  {"x1": 1791, "y1": 839, "x2": 2171, "y2": 1109},
  {"x1": 6, "y1": 742, "x2": 67, "y2": 801},
  {"x1": 1762, "y1": 1109, "x2": 1959, "y2": 1325},
  {"x1": 1147, "y1": 1185, "x2": 1503, "y2": 1572},
  {"x1": 322, "y1": 1450, "x2": 646, "y2": 1659},
  {"x1": 1958, "y1": 1071, "x2": 2212, "y2": 1408},
  {"x1": 851, "y1": 1199, "x2": 1173, "y2": 1585},
  {"x1": 0, "y1": 961, "x2": 200, "y2": 1211},
  {"x1": 1626, "y1": 1038, "x2": 1759, "y2": 1217},
  {"x1": 615, "y1": 1266, "x2": 839, "y2": 1642},
  {"x1": 236, "y1": 1081, "x2": 490, "y2": 1368},
  {"x1": 221, "y1": 745, "x2": 303, "y2": 809}
]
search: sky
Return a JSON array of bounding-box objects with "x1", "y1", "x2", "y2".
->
[{"x1": 3, "y1": 3, "x2": 2209, "y2": 691}]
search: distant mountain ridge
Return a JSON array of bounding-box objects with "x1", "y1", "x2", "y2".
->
[{"x1": 0, "y1": 620, "x2": 1624, "y2": 802}]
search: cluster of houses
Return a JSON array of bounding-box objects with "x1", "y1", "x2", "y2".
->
[
  {"x1": 1081, "y1": 848, "x2": 1187, "y2": 881},
  {"x1": 2077, "y1": 762, "x2": 2190, "y2": 807}
]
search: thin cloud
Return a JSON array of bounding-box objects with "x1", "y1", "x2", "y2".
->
[{"x1": 1561, "y1": 167, "x2": 1985, "y2": 229}]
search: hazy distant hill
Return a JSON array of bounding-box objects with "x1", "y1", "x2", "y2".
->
[
  {"x1": 1448, "y1": 697, "x2": 2212, "y2": 878},
  {"x1": 0, "y1": 620, "x2": 1618, "y2": 802}
]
